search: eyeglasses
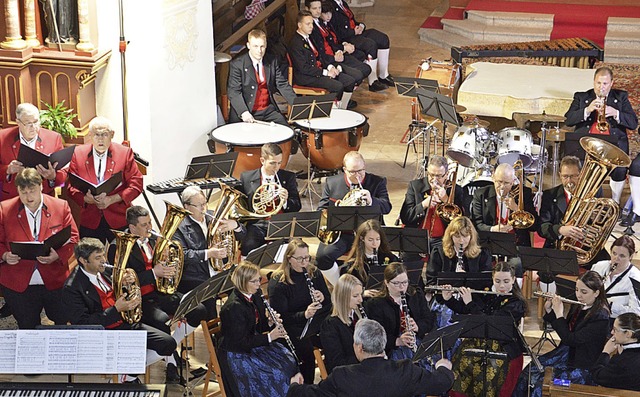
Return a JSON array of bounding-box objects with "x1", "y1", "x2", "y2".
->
[
  {"x1": 290, "y1": 255, "x2": 311, "y2": 262},
  {"x1": 18, "y1": 119, "x2": 40, "y2": 128},
  {"x1": 93, "y1": 132, "x2": 111, "y2": 139},
  {"x1": 186, "y1": 202, "x2": 207, "y2": 209},
  {"x1": 345, "y1": 169, "x2": 365, "y2": 175},
  {"x1": 388, "y1": 280, "x2": 409, "y2": 287},
  {"x1": 494, "y1": 180, "x2": 513, "y2": 186},
  {"x1": 248, "y1": 278, "x2": 262, "y2": 284},
  {"x1": 560, "y1": 174, "x2": 579, "y2": 180},
  {"x1": 427, "y1": 172, "x2": 446, "y2": 179}
]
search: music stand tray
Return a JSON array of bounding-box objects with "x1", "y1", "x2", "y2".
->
[
  {"x1": 518, "y1": 246, "x2": 580, "y2": 277},
  {"x1": 187, "y1": 152, "x2": 239, "y2": 179},
  {"x1": 325, "y1": 206, "x2": 382, "y2": 232},
  {"x1": 478, "y1": 231, "x2": 518, "y2": 257},
  {"x1": 417, "y1": 88, "x2": 460, "y2": 127},
  {"x1": 436, "y1": 272, "x2": 493, "y2": 291},
  {"x1": 367, "y1": 260, "x2": 423, "y2": 290},
  {"x1": 288, "y1": 94, "x2": 337, "y2": 123},
  {"x1": 383, "y1": 227, "x2": 429, "y2": 254},
  {"x1": 394, "y1": 77, "x2": 439, "y2": 97},
  {"x1": 266, "y1": 211, "x2": 321, "y2": 240},
  {"x1": 246, "y1": 238, "x2": 289, "y2": 268},
  {"x1": 414, "y1": 320, "x2": 467, "y2": 363}
]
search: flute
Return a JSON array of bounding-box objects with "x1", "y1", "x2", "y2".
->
[
  {"x1": 258, "y1": 289, "x2": 301, "y2": 364},
  {"x1": 400, "y1": 293, "x2": 417, "y2": 353},
  {"x1": 424, "y1": 285, "x2": 513, "y2": 296},
  {"x1": 534, "y1": 291, "x2": 586, "y2": 306}
]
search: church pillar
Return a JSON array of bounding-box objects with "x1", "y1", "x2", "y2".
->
[
  {"x1": 23, "y1": 0, "x2": 41, "y2": 47},
  {"x1": 1, "y1": 0, "x2": 27, "y2": 50},
  {"x1": 76, "y1": 0, "x2": 96, "y2": 52}
]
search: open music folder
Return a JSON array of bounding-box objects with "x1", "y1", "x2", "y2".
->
[
  {"x1": 10, "y1": 225, "x2": 72, "y2": 260},
  {"x1": 17, "y1": 145, "x2": 76, "y2": 170},
  {"x1": 69, "y1": 171, "x2": 123, "y2": 196}
]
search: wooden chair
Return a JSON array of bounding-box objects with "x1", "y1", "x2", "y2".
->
[
  {"x1": 542, "y1": 366, "x2": 640, "y2": 397},
  {"x1": 286, "y1": 53, "x2": 328, "y2": 96},
  {"x1": 201, "y1": 318, "x2": 226, "y2": 397},
  {"x1": 313, "y1": 346, "x2": 328, "y2": 380}
]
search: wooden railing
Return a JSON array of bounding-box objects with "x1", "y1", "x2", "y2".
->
[{"x1": 542, "y1": 367, "x2": 640, "y2": 397}]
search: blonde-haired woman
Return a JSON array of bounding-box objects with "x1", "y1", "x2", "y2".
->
[
  {"x1": 268, "y1": 238, "x2": 332, "y2": 384},
  {"x1": 320, "y1": 274, "x2": 365, "y2": 373},
  {"x1": 218, "y1": 262, "x2": 298, "y2": 397}
]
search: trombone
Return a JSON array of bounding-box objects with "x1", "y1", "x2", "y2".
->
[{"x1": 505, "y1": 160, "x2": 535, "y2": 230}]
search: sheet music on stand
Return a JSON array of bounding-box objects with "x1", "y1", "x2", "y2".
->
[
  {"x1": 382, "y1": 226, "x2": 429, "y2": 254},
  {"x1": 325, "y1": 206, "x2": 382, "y2": 232},
  {"x1": 172, "y1": 268, "x2": 235, "y2": 322},
  {"x1": 187, "y1": 152, "x2": 238, "y2": 179},
  {"x1": 288, "y1": 94, "x2": 337, "y2": 123},
  {"x1": 394, "y1": 77, "x2": 439, "y2": 97},
  {"x1": 266, "y1": 212, "x2": 321, "y2": 240},
  {"x1": 247, "y1": 238, "x2": 289, "y2": 268},
  {"x1": 0, "y1": 329, "x2": 146, "y2": 374},
  {"x1": 477, "y1": 231, "x2": 518, "y2": 257}
]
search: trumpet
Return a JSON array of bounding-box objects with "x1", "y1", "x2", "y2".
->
[
  {"x1": 534, "y1": 291, "x2": 586, "y2": 306},
  {"x1": 595, "y1": 87, "x2": 609, "y2": 133},
  {"x1": 400, "y1": 293, "x2": 417, "y2": 353},
  {"x1": 424, "y1": 285, "x2": 513, "y2": 296}
]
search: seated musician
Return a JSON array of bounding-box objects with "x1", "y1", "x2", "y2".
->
[
  {"x1": 288, "y1": 319, "x2": 455, "y2": 397},
  {"x1": 305, "y1": 0, "x2": 371, "y2": 90},
  {"x1": 218, "y1": 261, "x2": 298, "y2": 397},
  {"x1": 0, "y1": 103, "x2": 66, "y2": 200},
  {"x1": 591, "y1": 236, "x2": 640, "y2": 322},
  {"x1": 63, "y1": 238, "x2": 177, "y2": 384},
  {"x1": 173, "y1": 186, "x2": 245, "y2": 318},
  {"x1": 564, "y1": 66, "x2": 638, "y2": 209},
  {"x1": 441, "y1": 262, "x2": 526, "y2": 397},
  {"x1": 400, "y1": 156, "x2": 465, "y2": 255},
  {"x1": 317, "y1": 151, "x2": 392, "y2": 286},
  {"x1": 592, "y1": 312, "x2": 640, "y2": 392},
  {"x1": 326, "y1": 0, "x2": 393, "y2": 89},
  {"x1": 320, "y1": 274, "x2": 365, "y2": 373},
  {"x1": 239, "y1": 143, "x2": 301, "y2": 256},
  {"x1": 268, "y1": 238, "x2": 332, "y2": 384},
  {"x1": 228, "y1": 29, "x2": 297, "y2": 125},
  {"x1": 0, "y1": 168, "x2": 79, "y2": 329},
  {"x1": 109, "y1": 206, "x2": 208, "y2": 383},
  {"x1": 289, "y1": 11, "x2": 358, "y2": 110},
  {"x1": 470, "y1": 163, "x2": 537, "y2": 279},
  {"x1": 343, "y1": 219, "x2": 397, "y2": 296},
  {"x1": 514, "y1": 270, "x2": 611, "y2": 397},
  {"x1": 68, "y1": 116, "x2": 143, "y2": 243},
  {"x1": 365, "y1": 262, "x2": 434, "y2": 366}
]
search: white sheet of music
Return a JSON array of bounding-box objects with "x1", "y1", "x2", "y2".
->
[{"x1": 0, "y1": 330, "x2": 146, "y2": 374}]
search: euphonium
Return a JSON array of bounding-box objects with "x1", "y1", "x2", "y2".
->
[
  {"x1": 111, "y1": 230, "x2": 142, "y2": 324},
  {"x1": 596, "y1": 87, "x2": 610, "y2": 133},
  {"x1": 153, "y1": 201, "x2": 190, "y2": 295},
  {"x1": 318, "y1": 176, "x2": 367, "y2": 244},
  {"x1": 559, "y1": 137, "x2": 630, "y2": 264},
  {"x1": 507, "y1": 160, "x2": 535, "y2": 230},
  {"x1": 435, "y1": 162, "x2": 462, "y2": 223},
  {"x1": 208, "y1": 182, "x2": 245, "y2": 271}
]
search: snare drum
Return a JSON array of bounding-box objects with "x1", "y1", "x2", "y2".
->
[
  {"x1": 293, "y1": 109, "x2": 368, "y2": 171},
  {"x1": 210, "y1": 122, "x2": 294, "y2": 178},
  {"x1": 497, "y1": 127, "x2": 533, "y2": 167},
  {"x1": 447, "y1": 124, "x2": 487, "y2": 167},
  {"x1": 416, "y1": 60, "x2": 461, "y2": 98}
]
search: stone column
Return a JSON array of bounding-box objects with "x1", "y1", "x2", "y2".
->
[
  {"x1": 1, "y1": 0, "x2": 27, "y2": 50},
  {"x1": 76, "y1": 0, "x2": 95, "y2": 52},
  {"x1": 23, "y1": 0, "x2": 41, "y2": 47}
]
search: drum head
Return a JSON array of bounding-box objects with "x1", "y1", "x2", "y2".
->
[
  {"x1": 211, "y1": 123, "x2": 293, "y2": 146},
  {"x1": 293, "y1": 109, "x2": 367, "y2": 130},
  {"x1": 497, "y1": 127, "x2": 533, "y2": 167}
]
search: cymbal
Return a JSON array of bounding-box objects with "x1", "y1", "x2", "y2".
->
[
  {"x1": 537, "y1": 128, "x2": 569, "y2": 142},
  {"x1": 455, "y1": 104, "x2": 467, "y2": 113},
  {"x1": 524, "y1": 113, "x2": 566, "y2": 123},
  {"x1": 214, "y1": 51, "x2": 232, "y2": 63},
  {"x1": 463, "y1": 119, "x2": 490, "y2": 128}
]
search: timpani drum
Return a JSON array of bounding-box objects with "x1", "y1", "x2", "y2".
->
[
  {"x1": 496, "y1": 127, "x2": 533, "y2": 167},
  {"x1": 210, "y1": 122, "x2": 294, "y2": 178},
  {"x1": 293, "y1": 109, "x2": 368, "y2": 171}
]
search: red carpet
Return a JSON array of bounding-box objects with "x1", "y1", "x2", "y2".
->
[{"x1": 421, "y1": 7, "x2": 465, "y2": 29}]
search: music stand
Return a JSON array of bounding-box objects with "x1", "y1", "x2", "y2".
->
[
  {"x1": 452, "y1": 314, "x2": 516, "y2": 397},
  {"x1": 366, "y1": 260, "x2": 424, "y2": 290},
  {"x1": 266, "y1": 211, "x2": 321, "y2": 240},
  {"x1": 188, "y1": 152, "x2": 238, "y2": 179},
  {"x1": 382, "y1": 227, "x2": 429, "y2": 255},
  {"x1": 436, "y1": 272, "x2": 493, "y2": 291},
  {"x1": 325, "y1": 206, "x2": 381, "y2": 233},
  {"x1": 246, "y1": 238, "x2": 289, "y2": 268},
  {"x1": 417, "y1": 88, "x2": 460, "y2": 157},
  {"x1": 288, "y1": 94, "x2": 337, "y2": 209},
  {"x1": 413, "y1": 320, "x2": 466, "y2": 364},
  {"x1": 478, "y1": 231, "x2": 518, "y2": 258}
]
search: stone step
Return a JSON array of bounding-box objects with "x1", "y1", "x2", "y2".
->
[
  {"x1": 607, "y1": 17, "x2": 640, "y2": 33},
  {"x1": 605, "y1": 31, "x2": 640, "y2": 50},
  {"x1": 604, "y1": 47, "x2": 640, "y2": 64},
  {"x1": 418, "y1": 27, "x2": 501, "y2": 52},
  {"x1": 466, "y1": 10, "x2": 554, "y2": 29},
  {"x1": 441, "y1": 19, "x2": 551, "y2": 42}
]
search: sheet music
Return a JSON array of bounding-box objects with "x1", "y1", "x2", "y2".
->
[{"x1": 0, "y1": 330, "x2": 146, "y2": 374}]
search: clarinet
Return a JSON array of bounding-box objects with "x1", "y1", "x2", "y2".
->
[
  {"x1": 300, "y1": 268, "x2": 320, "y2": 339},
  {"x1": 357, "y1": 304, "x2": 368, "y2": 319},
  {"x1": 455, "y1": 243, "x2": 464, "y2": 272},
  {"x1": 400, "y1": 292, "x2": 417, "y2": 353},
  {"x1": 370, "y1": 248, "x2": 379, "y2": 267},
  {"x1": 258, "y1": 290, "x2": 300, "y2": 365}
]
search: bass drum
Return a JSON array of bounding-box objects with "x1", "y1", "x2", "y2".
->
[
  {"x1": 293, "y1": 109, "x2": 368, "y2": 171},
  {"x1": 497, "y1": 127, "x2": 533, "y2": 167}
]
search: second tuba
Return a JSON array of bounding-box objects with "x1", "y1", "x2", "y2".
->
[
  {"x1": 559, "y1": 137, "x2": 630, "y2": 264},
  {"x1": 112, "y1": 230, "x2": 143, "y2": 324},
  {"x1": 208, "y1": 182, "x2": 245, "y2": 271},
  {"x1": 153, "y1": 201, "x2": 191, "y2": 295}
]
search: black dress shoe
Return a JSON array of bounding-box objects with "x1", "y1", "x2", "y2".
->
[
  {"x1": 368, "y1": 80, "x2": 387, "y2": 92},
  {"x1": 0, "y1": 304, "x2": 11, "y2": 319},
  {"x1": 378, "y1": 75, "x2": 395, "y2": 86},
  {"x1": 347, "y1": 100, "x2": 358, "y2": 110},
  {"x1": 124, "y1": 377, "x2": 142, "y2": 384},
  {"x1": 190, "y1": 366, "x2": 208, "y2": 378},
  {"x1": 621, "y1": 213, "x2": 639, "y2": 227},
  {"x1": 166, "y1": 363, "x2": 182, "y2": 384}
]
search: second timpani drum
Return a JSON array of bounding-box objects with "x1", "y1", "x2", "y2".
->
[
  {"x1": 293, "y1": 109, "x2": 369, "y2": 171},
  {"x1": 210, "y1": 122, "x2": 294, "y2": 178}
]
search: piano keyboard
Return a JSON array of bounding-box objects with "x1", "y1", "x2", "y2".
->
[
  {"x1": 146, "y1": 176, "x2": 239, "y2": 195},
  {"x1": 0, "y1": 382, "x2": 166, "y2": 396}
]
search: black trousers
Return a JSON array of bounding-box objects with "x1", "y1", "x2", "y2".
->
[
  {"x1": 1, "y1": 285, "x2": 66, "y2": 329},
  {"x1": 316, "y1": 233, "x2": 354, "y2": 271},
  {"x1": 229, "y1": 103, "x2": 288, "y2": 126},
  {"x1": 79, "y1": 216, "x2": 125, "y2": 245},
  {"x1": 241, "y1": 221, "x2": 268, "y2": 256},
  {"x1": 293, "y1": 72, "x2": 356, "y2": 99},
  {"x1": 141, "y1": 291, "x2": 208, "y2": 334},
  {"x1": 119, "y1": 322, "x2": 177, "y2": 357},
  {"x1": 342, "y1": 54, "x2": 371, "y2": 79}
]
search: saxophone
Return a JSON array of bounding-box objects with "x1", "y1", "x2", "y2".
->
[{"x1": 111, "y1": 230, "x2": 142, "y2": 324}]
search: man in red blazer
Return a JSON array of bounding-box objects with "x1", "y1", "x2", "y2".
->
[
  {"x1": 68, "y1": 116, "x2": 143, "y2": 243},
  {"x1": 0, "y1": 103, "x2": 67, "y2": 200},
  {"x1": 0, "y1": 168, "x2": 79, "y2": 329}
]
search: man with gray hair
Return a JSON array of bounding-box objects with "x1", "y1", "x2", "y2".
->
[
  {"x1": 288, "y1": 319, "x2": 454, "y2": 396},
  {"x1": 0, "y1": 102, "x2": 67, "y2": 200}
]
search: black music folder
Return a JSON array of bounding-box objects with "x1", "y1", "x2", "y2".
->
[
  {"x1": 10, "y1": 225, "x2": 72, "y2": 260},
  {"x1": 17, "y1": 145, "x2": 75, "y2": 170},
  {"x1": 69, "y1": 171, "x2": 123, "y2": 196}
]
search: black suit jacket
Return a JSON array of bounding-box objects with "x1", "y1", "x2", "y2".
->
[
  {"x1": 239, "y1": 168, "x2": 302, "y2": 213},
  {"x1": 592, "y1": 347, "x2": 640, "y2": 391},
  {"x1": 319, "y1": 172, "x2": 392, "y2": 216},
  {"x1": 62, "y1": 267, "x2": 122, "y2": 327},
  {"x1": 470, "y1": 185, "x2": 537, "y2": 246},
  {"x1": 320, "y1": 315, "x2": 358, "y2": 373},
  {"x1": 399, "y1": 177, "x2": 465, "y2": 227},
  {"x1": 538, "y1": 184, "x2": 568, "y2": 248},
  {"x1": 107, "y1": 233, "x2": 158, "y2": 298},
  {"x1": 227, "y1": 52, "x2": 297, "y2": 120},
  {"x1": 327, "y1": 0, "x2": 361, "y2": 42},
  {"x1": 288, "y1": 32, "x2": 327, "y2": 86},
  {"x1": 218, "y1": 288, "x2": 272, "y2": 353},
  {"x1": 564, "y1": 88, "x2": 638, "y2": 138},
  {"x1": 286, "y1": 356, "x2": 455, "y2": 397}
]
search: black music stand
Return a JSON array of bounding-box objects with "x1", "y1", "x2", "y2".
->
[
  {"x1": 325, "y1": 206, "x2": 382, "y2": 233},
  {"x1": 511, "y1": 312, "x2": 544, "y2": 394},
  {"x1": 366, "y1": 260, "x2": 424, "y2": 290},
  {"x1": 417, "y1": 88, "x2": 460, "y2": 157},
  {"x1": 188, "y1": 152, "x2": 238, "y2": 179},
  {"x1": 478, "y1": 231, "x2": 518, "y2": 258},
  {"x1": 288, "y1": 94, "x2": 336, "y2": 209},
  {"x1": 266, "y1": 211, "x2": 321, "y2": 240},
  {"x1": 436, "y1": 272, "x2": 493, "y2": 291},
  {"x1": 246, "y1": 238, "x2": 289, "y2": 269},
  {"x1": 382, "y1": 227, "x2": 429, "y2": 255},
  {"x1": 452, "y1": 314, "x2": 516, "y2": 397},
  {"x1": 555, "y1": 277, "x2": 578, "y2": 302},
  {"x1": 413, "y1": 320, "x2": 466, "y2": 364}
]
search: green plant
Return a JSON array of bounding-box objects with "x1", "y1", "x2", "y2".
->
[{"x1": 39, "y1": 100, "x2": 78, "y2": 141}]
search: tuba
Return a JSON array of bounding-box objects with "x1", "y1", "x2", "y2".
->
[
  {"x1": 559, "y1": 137, "x2": 630, "y2": 264},
  {"x1": 507, "y1": 160, "x2": 535, "y2": 229},
  {"x1": 153, "y1": 201, "x2": 190, "y2": 295},
  {"x1": 208, "y1": 182, "x2": 245, "y2": 272},
  {"x1": 111, "y1": 230, "x2": 143, "y2": 324},
  {"x1": 435, "y1": 162, "x2": 462, "y2": 223}
]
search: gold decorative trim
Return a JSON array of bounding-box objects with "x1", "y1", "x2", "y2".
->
[{"x1": 163, "y1": 0, "x2": 199, "y2": 70}]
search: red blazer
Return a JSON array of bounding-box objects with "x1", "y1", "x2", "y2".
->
[
  {"x1": 0, "y1": 195, "x2": 79, "y2": 292},
  {"x1": 0, "y1": 126, "x2": 67, "y2": 200},
  {"x1": 68, "y1": 142, "x2": 143, "y2": 229}
]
